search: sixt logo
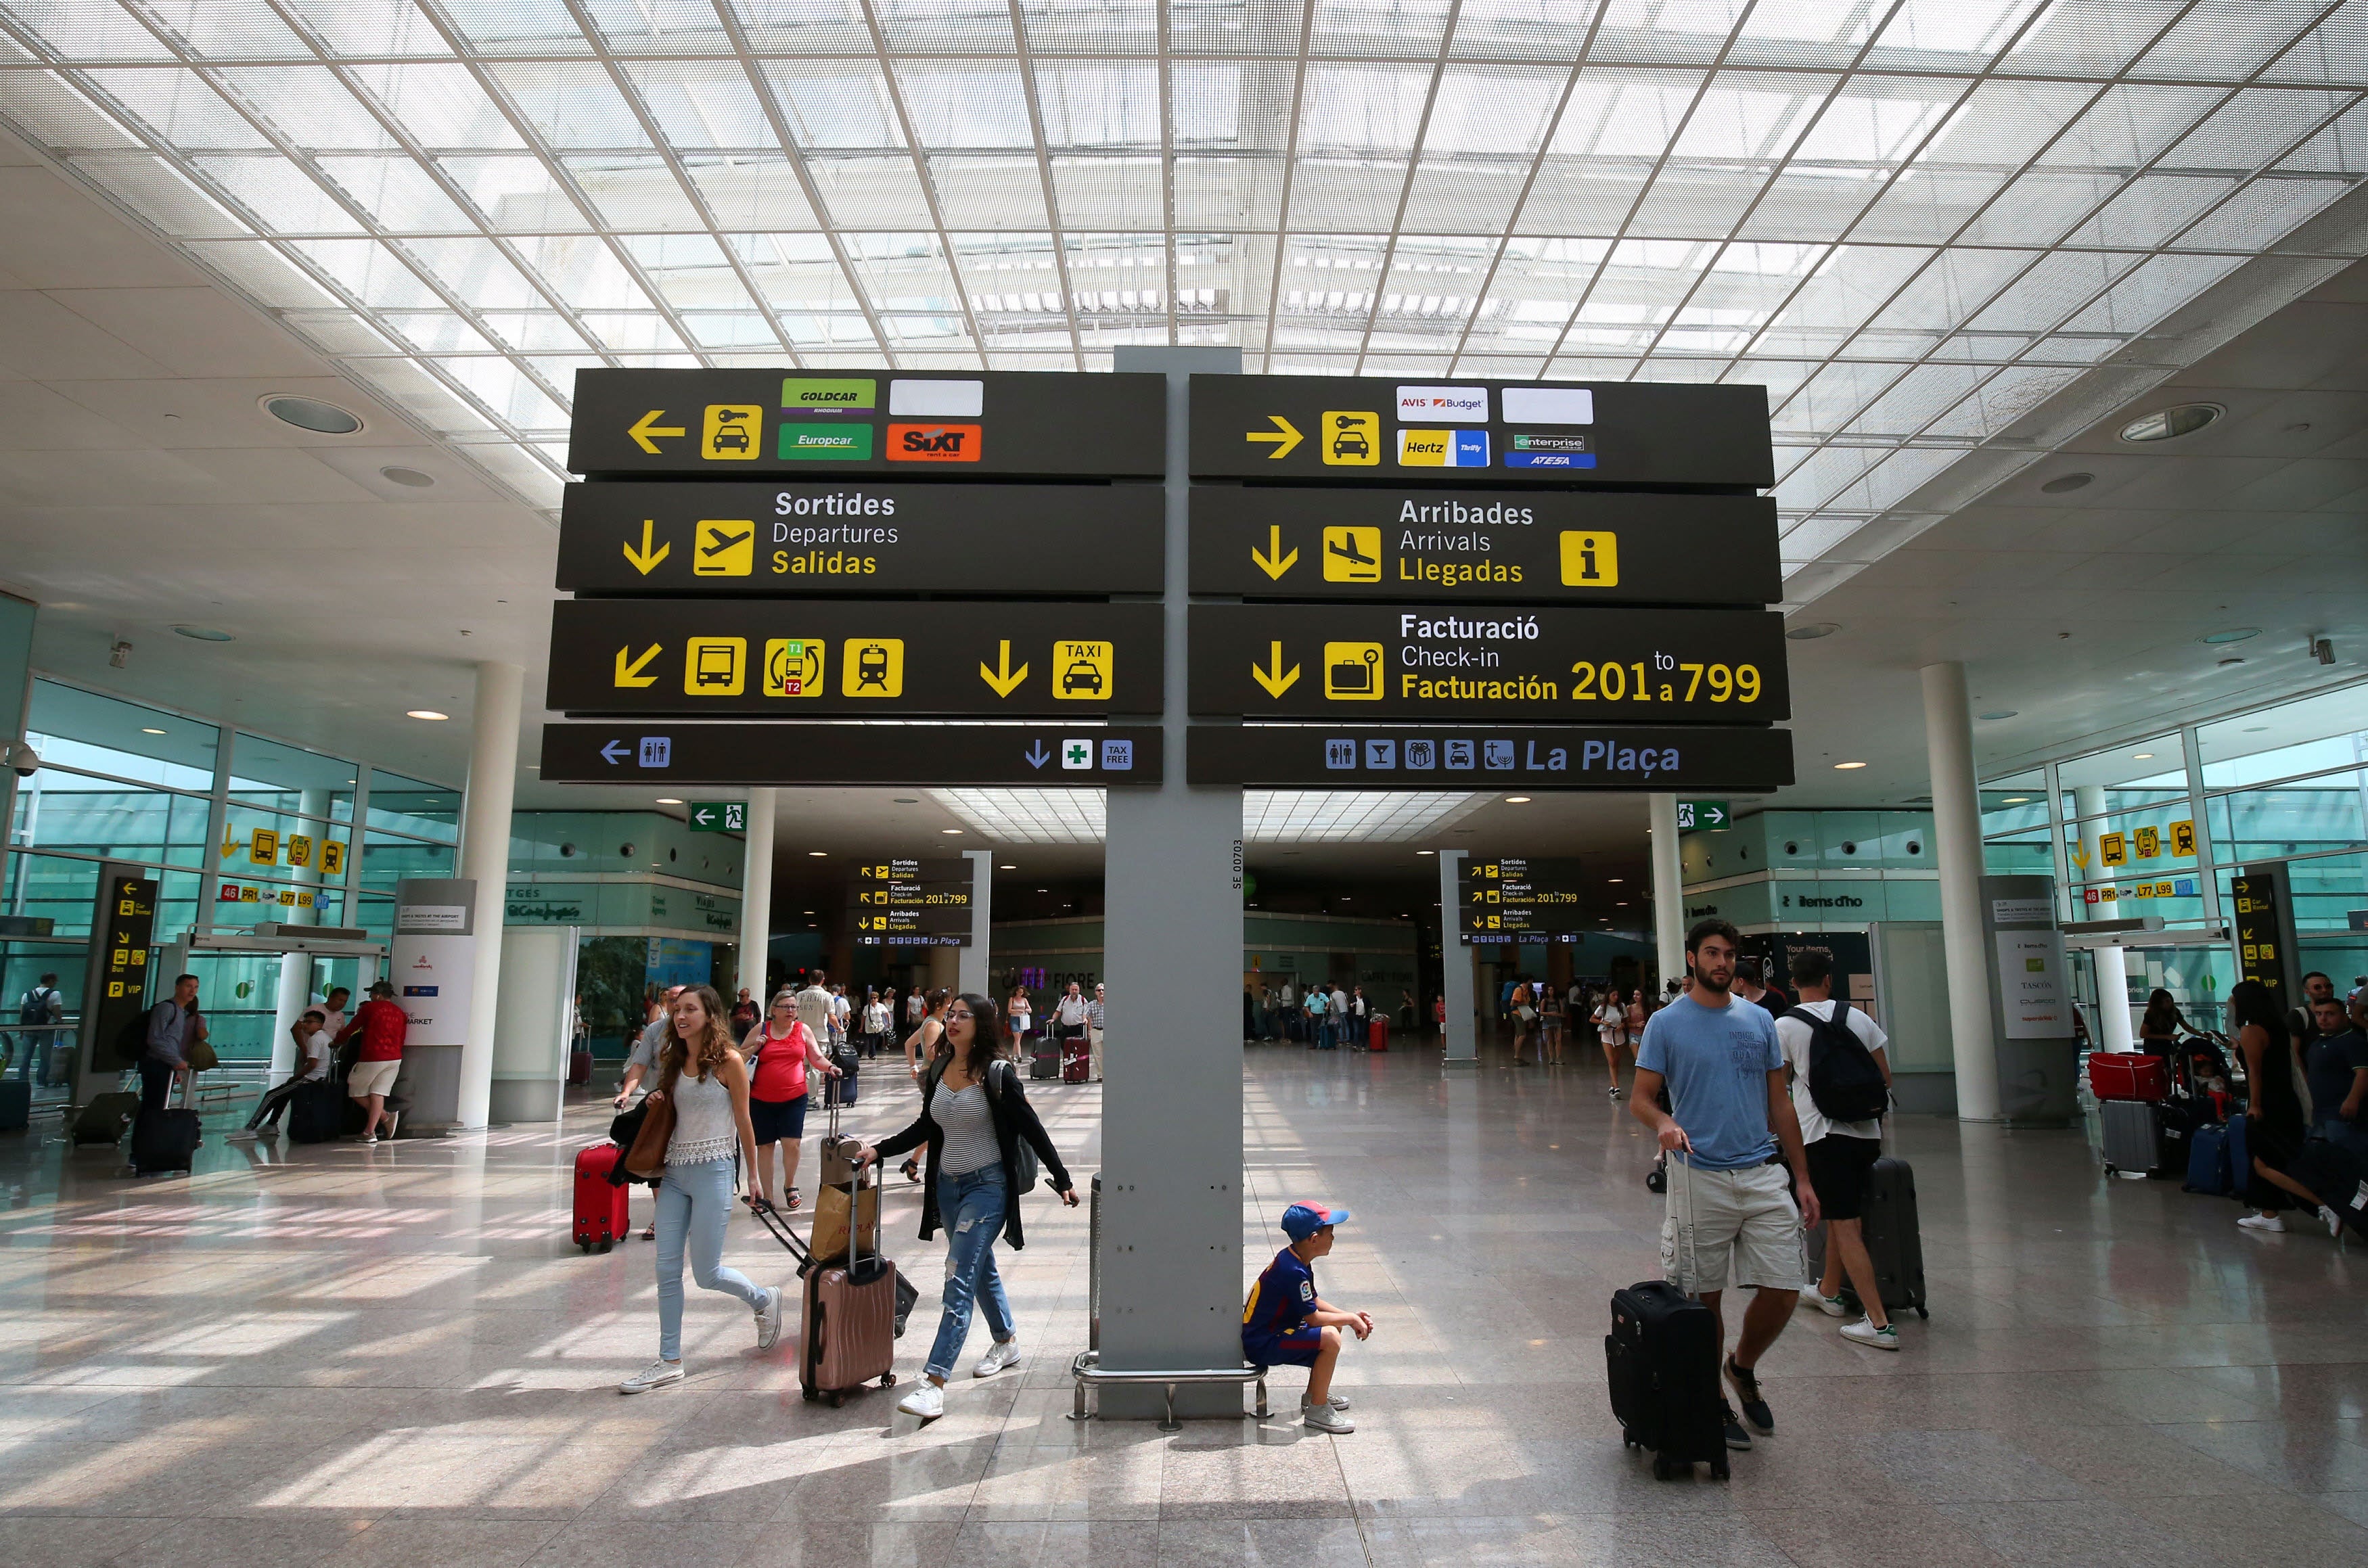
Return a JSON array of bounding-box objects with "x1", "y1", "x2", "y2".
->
[{"x1": 886, "y1": 422, "x2": 981, "y2": 462}]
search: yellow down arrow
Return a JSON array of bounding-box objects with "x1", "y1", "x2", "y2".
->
[
  {"x1": 1250, "y1": 524, "x2": 1298, "y2": 580},
  {"x1": 1246, "y1": 414, "x2": 1302, "y2": 459},
  {"x1": 614, "y1": 643, "x2": 662, "y2": 687},
  {"x1": 627, "y1": 409, "x2": 685, "y2": 455},
  {"x1": 622, "y1": 519, "x2": 670, "y2": 574},
  {"x1": 978, "y1": 640, "x2": 1029, "y2": 697},
  {"x1": 1250, "y1": 641, "x2": 1300, "y2": 698}
]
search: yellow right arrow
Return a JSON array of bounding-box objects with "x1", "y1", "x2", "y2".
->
[
  {"x1": 1250, "y1": 641, "x2": 1300, "y2": 698},
  {"x1": 627, "y1": 409, "x2": 685, "y2": 455},
  {"x1": 614, "y1": 643, "x2": 662, "y2": 687},
  {"x1": 622, "y1": 518, "x2": 670, "y2": 574},
  {"x1": 1250, "y1": 524, "x2": 1298, "y2": 580},
  {"x1": 978, "y1": 640, "x2": 1029, "y2": 697},
  {"x1": 1245, "y1": 414, "x2": 1302, "y2": 459}
]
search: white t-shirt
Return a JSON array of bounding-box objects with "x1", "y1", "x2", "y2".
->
[
  {"x1": 1775, "y1": 998, "x2": 1889, "y2": 1144},
  {"x1": 298, "y1": 1028, "x2": 334, "y2": 1082},
  {"x1": 864, "y1": 1000, "x2": 891, "y2": 1033}
]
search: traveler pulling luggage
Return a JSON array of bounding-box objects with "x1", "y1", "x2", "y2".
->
[
  {"x1": 1604, "y1": 1151, "x2": 1729, "y2": 1481},
  {"x1": 574, "y1": 1143, "x2": 633, "y2": 1251},
  {"x1": 748, "y1": 1189, "x2": 921, "y2": 1335},
  {"x1": 800, "y1": 1096, "x2": 902, "y2": 1406}
]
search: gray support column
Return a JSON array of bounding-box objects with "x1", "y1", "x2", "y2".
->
[
  {"x1": 959, "y1": 849, "x2": 993, "y2": 997},
  {"x1": 1100, "y1": 344, "x2": 1242, "y2": 1417},
  {"x1": 1921, "y1": 660, "x2": 2002, "y2": 1122},
  {"x1": 270, "y1": 787, "x2": 330, "y2": 1082},
  {"x1": 2180, "y1": 725, "x2": 2224, "y2": 936},
  {"x1": 2045, "y1": 761, "x2": 2071, "y2": 921},
  {"x1": 1647, "y1": 793, "x2": 1685, "y2": 991},
  {"x1": 2075, "y1": 783, "x2": 2133, "y2": 1052},
  {"x1": 737, "y1": 786, "x2": 776, "y2": 1000},
  {"x1": 196, "y1": 731, "x2": 235, "y2": 923},
  {"x1": 455, "y1": 661, "x2": 523, "y2": 1130},
  {"x1": 1439, "y1": 850, "x2": 1474, "y2": 1064}
]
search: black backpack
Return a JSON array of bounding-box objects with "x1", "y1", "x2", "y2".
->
[
  {"x1": 19, "y1": 986, "x2": 54, "y2": 1027},
  {"x1": 1788, "y1": 1002, "x2": 1889, "y2": 1123}
]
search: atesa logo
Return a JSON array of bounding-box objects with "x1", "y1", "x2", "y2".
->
[{"x1": 886, "y1": 421, "x2": 982, "y2": 461}]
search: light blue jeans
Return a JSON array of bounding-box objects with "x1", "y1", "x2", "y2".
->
[
  {"x1": 927, "y1": 1165, "x2": 1014, "y2": 1379},
  {"x1": 655, "y1": 1157, "x2": 766, "y2": 1361}
]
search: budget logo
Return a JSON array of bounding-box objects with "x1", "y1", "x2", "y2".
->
[
  {"x1": 779, "y1": 377, "x2": 876, "y2": 412},
  {"x1": 1398, "y1": 428, "x2": 1488, "y2": 467},
  {"x1": 1395, "y1": 385, "x2": 1488, "y2": 422},
  {"x1": 887, "y1": 422, "x2": 982, "y2": 462},
  {"x1": 778, "y1": 423, "x2": 873, "y2": 460}
]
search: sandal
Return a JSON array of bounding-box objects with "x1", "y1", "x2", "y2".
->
[
  {"x1": 641, "y1": 1226, "x2": 656, "y2": 1241},
  {"x1": 785, "y1": 1188, "x2": 802, "y2": 1211},
  {"x1": 900, "y1": 1158, "x2": 920, "y2": 1184}
]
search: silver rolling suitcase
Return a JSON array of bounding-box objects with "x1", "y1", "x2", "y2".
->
[{"x1": 2100, "y1": 1098, "x2": 2158, "y2": 1177}]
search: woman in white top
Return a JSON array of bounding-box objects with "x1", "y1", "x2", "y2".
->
[
  {"x1": 1006, "y1": 988, "x2": 1033, "y2": 1056},
  {"x1": 1595, "y1": 988, "x2": 1629, "y2": 1099},
  {"x1": 619, "y1": 984, "x2": 785, "y2": 1395}
]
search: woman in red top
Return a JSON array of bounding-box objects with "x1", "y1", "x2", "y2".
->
[{"x1": 742, "y1": 990, "x2": 836, "y2": 1210}]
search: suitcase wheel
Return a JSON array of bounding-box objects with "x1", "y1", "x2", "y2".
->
[
  {"x1": 1915, "y1": 1306, "x2": 1930, "y2": 1320},
  {"x1": 599, "y1": 1242, "x2": 612, "y2": 1254},
  {"x1": 1711, "y1": 1456, "x2": 1730, "y2": 1481},
  {"x1": 1652, "y1": 1456, "x2": 1679, "y2": 1481},
  {"x1": 578, "y1": 1241, "x2": 591, "y2": 1253},
  {"x1": 826, "y1": 1391, "x2": 844, "y2": 1408},
  {"x1": 802, "y1": 1389, "x2": 817, "y2": 1402},
  {"x1": 880, "y1": 1373, "x2": 897, "y2": 1387}
]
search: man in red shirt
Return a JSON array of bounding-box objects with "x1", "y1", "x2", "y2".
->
[{"x1": 334, "y1": 980, "x2": 408, "y2": 1144}]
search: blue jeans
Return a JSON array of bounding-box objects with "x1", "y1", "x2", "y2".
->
[
  {"x1": 927, "y1": 1166, "x2": 1014, "y2": 1379},
  {"x1": 654, "y1": 1157, "x2": 766, "y2": 1361}
]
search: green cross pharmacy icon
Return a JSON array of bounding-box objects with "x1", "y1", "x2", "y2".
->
[{"x1": 1062, "y1": 739, "x2": 1093, "y2": 769}]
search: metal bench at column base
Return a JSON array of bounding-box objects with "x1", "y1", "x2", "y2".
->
[{"x1": 1066, "y1": 1350, "x2": 1271, "y2": 1431}]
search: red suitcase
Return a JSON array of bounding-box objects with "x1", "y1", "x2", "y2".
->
[
  {"x1": 2088, "y1": 1051, "x2": 2168, "y2": 1102},
  {"x1": 568, "y1": 1047, "x2": 593, "y2": 1086},
  {"x1": 1062, "y1": 1034, "x2": 1091, "y2": 1082},
  {"x1": 574, "y1": 1143, "x2": 631, "y2": 1252},
  {"x1": 1368, "y1": 1017, "x2": 1389, "y2": 1053}
]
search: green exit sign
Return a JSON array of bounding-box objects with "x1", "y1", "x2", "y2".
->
[
  {"x1": 1675, "y1": 799, "x2": 1729, "y2": 830},
  {"x1": 687, "y1": 801, "x2": 746, "y2": 833}
]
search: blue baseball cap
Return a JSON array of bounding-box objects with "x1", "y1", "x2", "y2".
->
[{"x1": 1281, "y1": 1201, "x2": 1349, "y2": 1241}]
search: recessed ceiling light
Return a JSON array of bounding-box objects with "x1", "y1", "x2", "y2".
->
[
  {"x1": 1608, "y1": 877, "x2": 1622, "y2": 883},
  {"x1": 2131, "y1": 753, "x2": 2154, "y2": 761},
  {"x1": 1616, "y1": 901, "x2": 1629, "y2": 906},
  {"x1": 1037, "y1": 887, "x2": 1049, "y2": 893},
  {"x1": 405, "y1": 710, "x2": 448, "y2": 720},
  {"x1": 1504, "y1": 795, "x2": 1531, "y2": 804},
  {"x1": 940, "y1": 827, "x2": 963, "y2": 835},
  {"x1": 2118, "y1": 402, "x2": 2221, "y2": 443},
  {"x1": 894, "y1": 798, "x2": 919, "y2": 804},
  {"x1": 172, "y1": 625, "x2": 234, "y2": 641},
  {"x1": 998, "y1": 863, "x2": 1016, "y2": 869},
  {"x1": 1415, "y1": 850, "x2": 1435, "y2": 856},
  {"x1": 655, "y1": 797, "x2": 682, "y2": 804},
  {"x1": 1834, "y1": 761, "x2": 1867, "y2": 770},
  {"x1": 1978, "y1": 710, "x2": 2018, "y2": 721},
  {"x1": 1785, "y1": 622, "x2": 1840, "y2": 641},
  {"x1": 2039, "y1": 473, "x2": 2093, "y2": 494},
  {"x1": 140, "y1": 727, "x2": 165, "y2": 735},
  {"x1": 807, "y1": 850, "x2": 827, "y2": 857},
  {"x1": 261, "y1": 394, "x2": 363, "y2": 434},
  {"x1": 2198, "y1": 627, "x2": 2260, "y2": 645},
  {"x1": 2003, "y1": 796, "x2": 2029, "y2": 805},
  {"x1": 378, "y1": 465, "x2": 434, "y2": 488}
]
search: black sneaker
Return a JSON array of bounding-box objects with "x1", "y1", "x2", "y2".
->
[
  {"x1": 1720, "y1": 1399, "x2": 1752, "y2": 1450},
  {"x1": 1726, "y1": 1357, "x2": 1774, "y2": 1435}
]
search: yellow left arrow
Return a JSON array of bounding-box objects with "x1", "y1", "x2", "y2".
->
[
  {"x1": 628, "y1": 409, "x2": 685, "y2": 455},
  {"x1": 614, "y1": 644, "x2": 662, "y2": 687},
  {"x1": 1246, "y1": 414, "x2": 1302, "y2": 459},
  {"x1": 622, "y1": 519, "x2": 670, "y2": 574}
]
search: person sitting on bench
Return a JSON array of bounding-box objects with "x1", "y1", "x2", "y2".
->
[{"x1": 231, "y1": 1010, "x2": 332, "y2": 1139}]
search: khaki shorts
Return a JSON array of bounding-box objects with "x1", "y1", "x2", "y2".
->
[
  {"x1": 1660, "y1": 1157, "x2": 1806, "y2": 1295},
  {"x1": 348, "y1": 1057, "x2": 401, "y2": 1099}
]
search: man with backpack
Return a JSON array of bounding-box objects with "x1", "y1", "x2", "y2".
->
[
  {"x1": 1775, "y1": 950, "x2": 1897, "y2": 1352},
  {"x1": 7, "y1": 971, "x2": 62, "y2": 1076}
]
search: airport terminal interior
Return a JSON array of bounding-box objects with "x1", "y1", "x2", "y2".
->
[{"x1": 3, "y1": 3, "x2": 2368, "y2": 1564}]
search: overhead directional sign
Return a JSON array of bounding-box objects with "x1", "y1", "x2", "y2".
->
[
  {"x1": 1187, "y1": 605, "x2": 1789, "y2": 721},
  {"x1": 1457, "y1": 856, "x2": 1590, "y2": 944},
  {"x1": 1187, "y1": 725, "x2": 1793, "y2": 791},
  {"x1": 1189, "y1": 374, "x2": 1773, "y2": 487},
  {"x1": 1675, "y1": 800, "x2": 1730, "y2": 829},
  {"x1": 686, "y1": 801, "x2": 745, "y2": 833},
  {"x1": 558, "y1": 481, "x2": 1162, "y2": 596},
  {"x1": 540, "y1": 723, "x2": 1163, "y2": 785},
  {"x1": 547, "y1": 600, "x2": 1161, "y2": 717},
  {"x1": 1189, "y1": 488, "x2": 1778, "y2": 604},
  {"x1": 569, "y1": 368, "x2": 1165, "y2": 478}
]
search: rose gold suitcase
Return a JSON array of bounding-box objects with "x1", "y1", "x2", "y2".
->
[{"x1": 798, "y1": 1122, "x2": 902, "y2": 1406}]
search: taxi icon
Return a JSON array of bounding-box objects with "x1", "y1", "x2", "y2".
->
[{"x1": 1061, "y1": 658, "x2": 1104, "y2": 695}]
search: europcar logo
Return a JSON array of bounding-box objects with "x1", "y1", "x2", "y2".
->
[
  {"x1": 778, "y1": 423, "x2": 873, "y2": 460},
  {"x1": 887, "y1": 422, "x2": 982, "y2": 462}
]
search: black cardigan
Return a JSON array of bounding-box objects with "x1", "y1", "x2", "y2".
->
[{"x1": 875, "y1": 1057, "x2": 1073, "y2": 1249}]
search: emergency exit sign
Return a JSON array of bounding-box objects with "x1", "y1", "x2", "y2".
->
[
  {"x1": 687, "y1": 801, "x2": 746, "y2": 833},
  {"x1": 1676, "y1": 800, "x2": 1729, "y2": 829}
]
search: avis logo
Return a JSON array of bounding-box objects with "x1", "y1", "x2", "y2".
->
[{"x1": 887, "y1": 421, "x2": 981, "y2": 462}]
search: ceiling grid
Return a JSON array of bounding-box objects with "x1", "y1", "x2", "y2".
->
[{"x1": 0, "y1": 0, "x2": 2356, "y2": 565}]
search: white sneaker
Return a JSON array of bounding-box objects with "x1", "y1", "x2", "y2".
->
[
  {"x1": 1300, "y1": 1392, "x2": 1352, "y2": 1413},
  {"x1": 618, "y1": 1359, "x2": 683, "y2": 1394},
  {"x1": 1840, "y1": 1317, "x2": 1899, "y2": 1352},
  {"x1": 227, "y1": 1129, "x2": 260, "y2": 1142},
  {"x1": 2237, "y1": 1212, "x2": 2286, "y2": 1233},
  {"x1": 1302, "y1": 1400, "x2": 1354, "y2": 1434},
  {"x1": 2321, "y1": 1205, "x2": 2344, "y2": 1239},
  {"x1": 754, "y1": 1285, "x2": 784, "y2": 1352},
  {"x1": 360, "y1": 1134, "x2": 378, "y2": 1145},
  {"x1": 896, "y1": 1381, "x2": 944, "y2": 1420},
  {"x1": 972, "y1": 1339, "x2": 1020, "y2": 1378},
  {"x1": 1812, "y1": 1292, "x2": 1851, "y2": 1318}
]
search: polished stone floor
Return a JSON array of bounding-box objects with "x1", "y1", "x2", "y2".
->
[{"x1": 3, "y1": 1042, "x2": 2365, "y2": 1567}]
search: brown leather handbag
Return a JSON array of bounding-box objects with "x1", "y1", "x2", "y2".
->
[{"x1": 622, "y1": 1088, "x2": 675, "y2": 1179}]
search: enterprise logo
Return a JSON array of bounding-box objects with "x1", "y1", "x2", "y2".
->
[{"x1": 1505, "y1": 430, "x2": 1596, "y2": 469}]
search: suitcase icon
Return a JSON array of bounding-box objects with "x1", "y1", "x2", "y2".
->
[{"x1": 1324, "y1": 643, "x2": 1382, "y2": 699}]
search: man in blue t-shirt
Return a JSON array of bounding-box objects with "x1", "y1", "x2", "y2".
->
[
  {"x1": 1631, "y1": 918, "x2": 1820, "y2": 1455},
  {"x1": 1242, "y1": 1201, "x2": 1372, "y2": 1433}
]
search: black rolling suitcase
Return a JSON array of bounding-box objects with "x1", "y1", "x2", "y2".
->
[
  {"x1": 287, "y1": 1080, "x2": 345, "y2": 1144},
  {"x1": 1804, "y1": 1150, "x2": 1930, "y2": 1319},
  {"x1": 1606, "y1": 1153, "x2": 1728, "y2": 1480},
  {"x1": 1030, "y1": 1038, "x2": 1058, "y2": 1080},
  {"x1": 130, "y1": 1106, "x2": 201, "y2": 1174},
  {"x1": 72, "y1": 1090, "x2": 141, "y2": 1146}
]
